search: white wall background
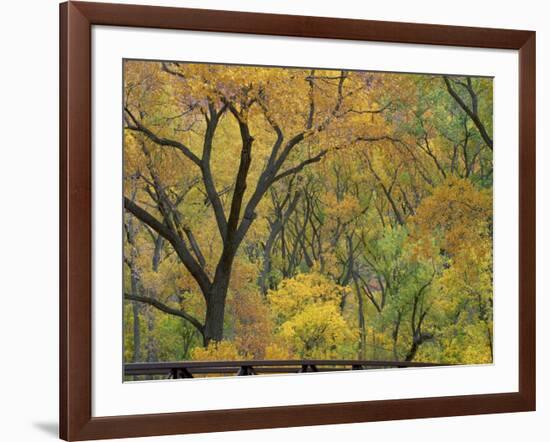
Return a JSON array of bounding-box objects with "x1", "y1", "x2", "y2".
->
[{"x1": 0, "y1": 0, "x2": 546, "y2": 441}]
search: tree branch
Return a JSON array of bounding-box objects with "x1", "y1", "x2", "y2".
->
[
  {"x1": 124, "y1": 107, "x2": 202, "y2": 165},
  {"x1": 226, "y1": 103, "x2": 254, "y2": 239},
  {"x1": 443, "y1": 77, "x2": 493, "y2": 150},
  {"x1": 200, "y1": 103, "x2": 229, "y2": 240},
  {"x1": 124, "y1": 197, "x2": 212, "y2": 295},
  {"x1": 125, "y1": 293, "x2": 204, "y2": 335},
  {"x1": 183, "y1": 227, "x2": 206, "y2": 268},
  {"x1": 273, "y1": 150, "x2": 327, "y2": 183}
]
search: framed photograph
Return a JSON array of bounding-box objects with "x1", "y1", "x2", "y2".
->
[{"x1": 60, "y1": 1, "x2": 536, "y2": 440}]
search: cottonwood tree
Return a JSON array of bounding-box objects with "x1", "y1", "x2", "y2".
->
[{"x1": 123, "y1": 62, "x2": 388, "y2": 344}]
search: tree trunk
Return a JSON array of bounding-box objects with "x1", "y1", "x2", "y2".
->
[
  {"x1": 203, "y1": 293, "x2": 227, "y2": 345},
  {"x1": 259, "y1": 232, "x2": 276, "y2": 295},
  {"x1": 146, "y1": 306, "x2": 157, "y2": 362},
  {"x1": 405, "y1": 332, "x2": 433, "y2": 361},
  {"x1": 353, "y1": 277, "x2": 367, "y2": 360},
  {"x1": 356, "y1": 287, "x2": 367, "y2": 360},
  {"x1": 125, "y1": 209, "x2": 142, "y2": 363},
  {"x1": 392, "y1": 312, "x2": 401, "y2": 361},
  {"x1": 203, "y1": 260, "x2": 233, "y2": 345},
  {"x1": 131, "y1": 272, "x2": 141, "y2": 362}
]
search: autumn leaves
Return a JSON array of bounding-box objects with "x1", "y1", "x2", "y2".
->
[{"x1": 123, "y1": 61, "x2": 493, "y2": 366}]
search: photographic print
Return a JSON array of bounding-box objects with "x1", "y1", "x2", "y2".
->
[{"x1": 123, "y1": 60, "x2": 493, "y2": 380}]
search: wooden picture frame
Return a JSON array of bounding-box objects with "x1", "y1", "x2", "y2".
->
[{"x1": 60, "y1": 1, "x2": 536, "y2": 440}]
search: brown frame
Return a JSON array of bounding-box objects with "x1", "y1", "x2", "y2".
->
[{"x1": 59, "y1": 1, "x2": 536, "y2": 440}]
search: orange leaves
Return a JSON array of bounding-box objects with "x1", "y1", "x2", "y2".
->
[
  {"x1": 410, "y1": 176, "x2": 492, "y2": 259},
  {"x1": 323, "y1": 193, "x2": 362, "y2": 225},
  {"x1": 230, "y1": 288, "x2": 273, "y2": 359}
]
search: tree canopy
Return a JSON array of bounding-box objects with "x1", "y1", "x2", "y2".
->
[{"x1": 123, "y1": 60, "x2": 493, "y2": 366}]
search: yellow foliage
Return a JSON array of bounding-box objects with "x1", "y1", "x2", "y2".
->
[
  {"x1": 278, "y1": 303, "x2": 358, "y2": 359},
  {"x1": 268, "y1": 273, "x2": 357, "y2": 358},
  {"x1": 264, "y1": 343, "x2": 292, "y2": 360},
  {"x1": 191, "y1": 340, "x2": 242, "y2": 361},
  {"x1": 268, "y1": 273, "x2": 350, "y2": 320}
]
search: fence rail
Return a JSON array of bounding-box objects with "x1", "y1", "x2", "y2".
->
[{"x1": 125, "y1": 359, "x2": 448, "y2": 379}]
